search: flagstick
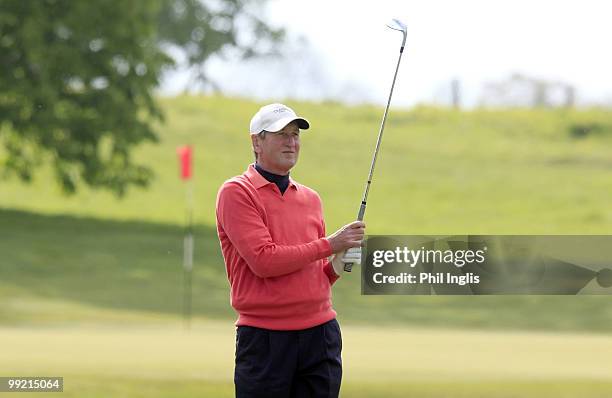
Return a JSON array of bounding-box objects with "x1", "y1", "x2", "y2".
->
[{"x1": 183, "y1": 177, "x2": 194, "y2": 330}]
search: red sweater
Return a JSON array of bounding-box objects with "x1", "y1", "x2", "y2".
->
[{"x1": 216, "y1": 164, "x2": 339, "y2": 330}]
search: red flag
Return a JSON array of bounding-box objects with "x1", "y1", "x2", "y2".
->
[{"x1": 177, "y1": 146, "x2": 193, "y2": 180}]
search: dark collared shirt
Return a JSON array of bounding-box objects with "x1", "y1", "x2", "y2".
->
[{"x1": 254, "y1": 163, "x2": 290, "y2": 194}]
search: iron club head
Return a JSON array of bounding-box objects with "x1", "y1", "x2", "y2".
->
[{"x1": 386, "y1": 18, "x2": 407, "y2": 48}]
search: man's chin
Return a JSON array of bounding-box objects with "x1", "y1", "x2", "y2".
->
[{"x1": 280, "y1": 157, "x2": 297, "y2": 169}]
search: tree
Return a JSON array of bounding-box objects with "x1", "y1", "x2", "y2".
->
[
  {"x1": 158, "y1": 0, "x2": 285, "y2": 92},
  {"x1": 0, "y1": 0, "x2": 283, "y2": 195}
]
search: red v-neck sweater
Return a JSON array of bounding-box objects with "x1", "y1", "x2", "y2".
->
[{"x1": 216, "y1": 164, "x2": 339, "y2": 330}]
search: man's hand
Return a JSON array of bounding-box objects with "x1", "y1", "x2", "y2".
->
[
  {"x1": 326, "y1": 221, "x2": 365, "y2": 253},
  {"x1": 342, "y1": 247, "x2": 361, "y2": 265}
]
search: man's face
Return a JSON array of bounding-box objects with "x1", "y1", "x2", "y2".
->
[{"x1": 253, "y1": 121, "x2": 300, "y2": 175}]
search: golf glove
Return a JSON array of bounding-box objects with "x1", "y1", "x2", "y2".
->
[
  {"x1": 342, "y1": 247, "x2": 362, "y2": 265},
  {"x1": 331, "y1": 248, "x2": 362, "y2": 276},
  {"x1": 331, "y1": 251, "x2": 346, "y2": 276}
]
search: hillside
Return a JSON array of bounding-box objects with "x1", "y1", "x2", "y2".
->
[{"x1": 1, "y1": 95, "x2": 612, "y2": 331}]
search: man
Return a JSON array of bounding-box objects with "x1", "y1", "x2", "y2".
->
[{"x1": 216, "y1": 103, "x2": 365, "y2": 397}]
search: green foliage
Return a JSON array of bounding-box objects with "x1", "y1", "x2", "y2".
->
[
  {"x1": 0, "y1": 0, "x2": 168, "y2": 194},
  {"x1": 0, "y1": 0, "x2": 282, "y2": 195},
  {"x1": 158, "y1": 0, "x2": 285, "y2": 86}
]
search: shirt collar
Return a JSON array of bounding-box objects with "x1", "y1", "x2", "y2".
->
[{"x1": 245, "y1": 164, "x2": 299, "y2": 191}]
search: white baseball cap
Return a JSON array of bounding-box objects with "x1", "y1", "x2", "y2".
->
[{"x1": 249, "y1": 103, "x2": 310, "y2": 135}]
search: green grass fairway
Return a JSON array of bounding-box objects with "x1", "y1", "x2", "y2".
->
[
  {"x1": 1, "y1": 321, "x2": 611, "y2": 397},
  {"x1": 2, "y1": 207, "x2": 612, "y2": 332},
  {"x1": 2, "y1": 96, "x2": 612, "y2": 397},
  {"x1": 2, "y1": 97, "x2": 612, "y2": 332}
]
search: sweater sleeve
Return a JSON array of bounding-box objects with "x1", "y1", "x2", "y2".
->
[
  {"x1": 217, "y1": 182, "x2": 333, "y2": 278},
  {"x1": 323, "y1": 261, "x2": 340, "y2": 285},
  {"x1": 320, "y1": 217, "x2": 340, "y2": 285}
]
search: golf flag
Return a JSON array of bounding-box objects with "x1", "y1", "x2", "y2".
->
[
  {"x1": 177, "y1": 146, "x2": 193, "y2": 180},
  {"x1": 177, "y1": 145, "x2": 194, "y2": 328}
]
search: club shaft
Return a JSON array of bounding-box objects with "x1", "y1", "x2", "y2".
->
[{"x1": 357, "y1": 46, "x2": 405, "y2": 222}]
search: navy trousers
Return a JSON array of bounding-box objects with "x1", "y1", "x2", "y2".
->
[{"x1": 234, "y1": 318, "x2": 343, "y2": 398}]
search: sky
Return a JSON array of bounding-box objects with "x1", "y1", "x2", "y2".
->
[{"x1": 160, "y1": 0, "x2": 612, "y2": 107}]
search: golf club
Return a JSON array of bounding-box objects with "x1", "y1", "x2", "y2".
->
[{"x1": 344, "y1": 18, "x2": 407, "y2": 272}]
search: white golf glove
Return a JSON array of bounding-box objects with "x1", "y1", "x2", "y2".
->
[
  {"x1": 342, "y1": 247, "x2": 362, "y2": 265},
  {"x1": 331, "y1": 247, "x2": 362, "y2": 276},
  {"x1": 331, "y1": 251, "x2": 346, "y2": 276}
]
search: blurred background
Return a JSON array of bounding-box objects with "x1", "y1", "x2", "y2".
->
[{"x1": 1, "y1": 0, "x2": 612, "y2": 397}]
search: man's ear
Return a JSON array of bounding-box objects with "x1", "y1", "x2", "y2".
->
[{"x1": 251, "y1": 134, "x2": 261, "y2": 155}]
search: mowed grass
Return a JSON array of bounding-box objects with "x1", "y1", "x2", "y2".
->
[
  {"x1": 2, "y1": 208, "x2": 612, "y2": 332},
  {"x1": 2, "y1": 97, "x2": 612, "y2": 332},
  {"x1": 1, "y1": 321, "x2": 612, "y2": 397},
  {"x1": 2, "y1": 96, "x2": 612, "y2": 396}
]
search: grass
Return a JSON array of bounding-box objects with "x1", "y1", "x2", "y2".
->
[
  {"x1": 2, "y1": 96, "x2": 612, "y2": 396},
  {"x1": 1, "y1": 97, "x2": 612, "y2": 233},
  {"x1": 1, "y1": 321, "x2": 611, "y2": 397},
  {"x1": 2, "y1": 96, "x2": 612, "y2": 330},
  {"x1": 2, "y1": 207, "x2": 612, "y2": 332}
]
